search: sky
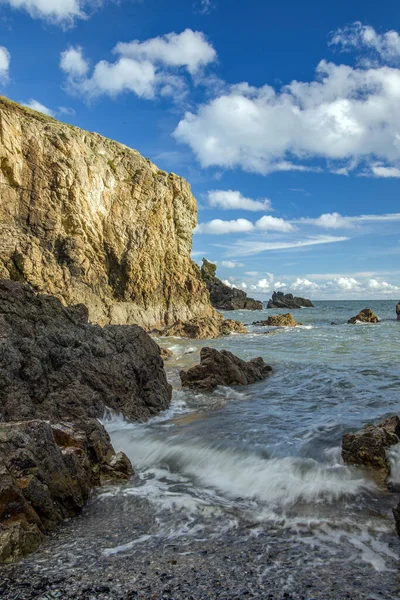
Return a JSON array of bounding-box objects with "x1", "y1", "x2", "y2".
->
[{"x1": 1, "y1": 0, "x2": 400, "y2": 300}]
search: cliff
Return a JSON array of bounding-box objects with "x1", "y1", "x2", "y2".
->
[
  {"x1": 201, "y1": 259, "x2": 263, "y2": 310},
  {"x1": 0, "y1": 96, "x2": 217, "y2": 331}
]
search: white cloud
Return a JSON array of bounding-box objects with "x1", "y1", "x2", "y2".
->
[
  {"x1": 208, "y1": 190, "x2": 272, "y2": 212},
  {"x1": 0, "y1": 0, "x2": 97, "y2": 26},
  {"x1": 61, "y1": 30, "x2": 215, "y2": 100},
  {"x1": 220, "y1": 261, "x2": 244, "y2": 268},
  {"x1": 225, "y1": 236, "x2": 349, "y2": 257},
  {"x1": 274, "y1": 281, "x2": 288, "y2": 289},
  {"x1": 22, "y1": 99, "x2": 55, "y2": 116},
  {"x1": 222, "y1": 279, "x2": 235, "y2": 288},
  {"x1": 0, "y1": 46, "x2": 10, "y2": 82},
  {"x1": 291, "y1": 278, "x2": 320, "y2": 291},
  {"x1": 195, "y1": 218, "x2": 254, "y2": 234},
  {"x1": 114, "y1": 29, "x2": 216, "y2": 75},
  {"x1": 367, "y1": 278, "x2": 399, "y2": 292},
  {"x1": 174, "y1": 37, "x2": 400, "y2": 175},
  {"x1": 298, "y1": 211, "x2": 400, "y2": 228},
  {"x1": 255, "y1": 215, "x2": 294, "y2": 232},
  {"x1": 330, "y1": 22, "x2": 400, "y2": 63},
  {"x1": 193, "y1": 0, "x2": 214, "y2": 15},
  {"x1": 369, "y1": 164, "x2": 400, "y2": 178}
]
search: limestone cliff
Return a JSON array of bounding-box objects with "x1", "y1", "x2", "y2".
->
[{"x1": 0, "y1": 96, "x2": 217, "y2": 330}]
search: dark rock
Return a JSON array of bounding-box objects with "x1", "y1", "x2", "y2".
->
[
  {"x1": 179, "y1": 347, "x2": 272, "y2": 391},
  {"x1": 267, "y1": 291, "x2": 314, "y2": 309},
  {"x1": 341, "y1": 415, "x2": 400, "y2": 473},
  {"x1": 396, "y1": 302, "x2": 400, "y2": 321},
  {"x1": 201, "y1": 259, "x2": 263, "y2": 310},
  {"x1": 331, "y1": 322, "x2": 337, "y2": 325},
  {"x1": 0, "y1": 279, "x2": 172, "y2": 423},
  {"x1": 347, "y1": 308, "x2": 379, "y2": 324},
  {"x1": 254, "y1": 313, "x2": 297, "y2": 327},
  {"x1": 393, "y1": 501, "x2": 400, "y2": 536}
]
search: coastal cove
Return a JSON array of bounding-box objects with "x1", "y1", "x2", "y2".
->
[{"x1": 2, "y1": 300, "x2": 400, "y2": 600}]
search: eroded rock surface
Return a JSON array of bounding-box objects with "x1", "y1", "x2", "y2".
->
[
  {"x1": 160, "y1": 313, "x2": 247, "y2": 339},
  {"x1": 0, "y1": 279, "x2": 172, "y2": 423},
  {"x1": 342, "y1": 416, "x2": 400, "y2": 473},
  {"x1": 254, "y1": 313, "x2": 297, "y2": 327},
  {"x1": 347, "y1": 308, "x2": 380, "y2": 324},
  {"x1": 267, "y1": 291, "x2": 313, "y2": 309},
  {"x1": 0, "y1": 419, "x2": 132, "y2": 563},
  {"x1": 201, "y1": 259, "x2": 262, "y2": 310},
  {"x1": 179, "y1": 347, "x2": 272, "y2": 391},
  {"x1": 0, "y1": 97, "x2": 219, "y2": 332}
]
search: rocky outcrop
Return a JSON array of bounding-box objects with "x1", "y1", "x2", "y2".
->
[
  {"x1": 342, "y1": 416, "x2": 400, "y2": 474},
  {"x1": 393, "y1": 502, "x2": 400, "y2": 536},
  {"x1": 201, "y1": 259, "x2": 263, "y2": 310},
  {"x1": 347, "y1": 308, "x2": 379, "y2": 324},
  {"x1": 0, "y1": 96, "x2": 221, "y2": 333},
  {"x1": 0, "y1": 419, "x2": 132, "y2": 563},
  {"x1": 0, "y1": 279, "x2": 172, "y2": 423},
  {"x1": 396, "y1": 302, "x2": 400, "y2": 321},
  {"x1": 254, "y1": 313, "x2": 297, "y2": 327},
  {"x1": 267, "y1": 291, "x2": 313, "y2": 309},
  {"x1": 180, "y1": 347, "x2": 272, "y2": 391},
  {"x1": 159, "y1": 313, "x2": 247, "y2": 339}
]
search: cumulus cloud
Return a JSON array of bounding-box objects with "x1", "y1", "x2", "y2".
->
[
  {"x1": 220, "y1": 261, "x2": 244, "y2": 268},
  {"x1": 0, "y1": 46, "x2": 10, "y2": 82},
  {"x1": 330, "y1": 22, "x2": 400, "y2": 64},
  {"x1": 0, "y1": 0, "x2": 99, "y2": 26},
  {"x1": 22, "y1": 99, "x2": 55, "y2": 116},
  {"x1": 61, "y1": 30, "x2": 216, "y2": 100},
  {"x1": 298, "y1": 211, "x2": 400, "y2": 228},
  {"x1": 208, "y1": 190, "x2": 272, "y2": 212},
  {"x1": 174, "y1": 26, "x2": 400, "y2": 176},
  {"x1": 195, "y1": 215, "x2": 293, "y2": 234}
]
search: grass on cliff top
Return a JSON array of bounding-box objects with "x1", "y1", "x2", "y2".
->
[{"x1": 0, "y1": 95, "x2": 181, "y2": 181}]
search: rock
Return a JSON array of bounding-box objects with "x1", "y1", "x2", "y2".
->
[
  {"x1": 331, "y1": 322, "x2": 337, "y2": 325},
  {"x1": 160, "y1": 313, "x2": 247, "y2": 339},
  {"x1": 201, "y1": 259, "x2": 263, "y2": 310},
  {"x1": 0, "y1": 419, "x2": 132, "y2": 563},
  {"x1": 393, "y1": 502, "x2": 400, "y2": 536},
  {"x1": 347, "y1": 308, "x2": 380, "y2": 324},
  {"x1": 160, "y1": 347, "x2": 174, "y2": 360},
  {"x1": 396, "y1": 302, "x2": 400, "y2": 321},
  {"x1": 0, "y1": 279, "x2": 172, "y2": 423},
  {"x1": 0, "y1": 96, "x2": 221, "y2": 334},
  {"x1": 267, "y1": 291, "x2": 314, "y2": 309},
  {"x1": 179, "y1": 347, "x2": 272, "y2": 391},
  {"x1": 253, "y1": 313, "x2": 297, "y2": 327},
  {"x1": 341, "y1": 415, "x2": 400, "y2": 473}
]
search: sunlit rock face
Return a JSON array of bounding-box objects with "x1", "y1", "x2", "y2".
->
[{"x1": 0, "y1": 97, "x2": 217, "y2": 331}]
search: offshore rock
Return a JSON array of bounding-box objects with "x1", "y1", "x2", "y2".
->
[
  {"x1": 160, "y1": 313, "x2": 247, "y2": 339},
  {"x1": 255, "y1": 313, "x2": 297, "y2": 327},
  {"x1": 267, "y1": 291, "x2": 314, "y2": 309},
  {"x1": 0, "y1": 419, "x2": 132, "y2": 563},
  {"x1": 179, "y1": 347, "x2": 272, "y2": 391},
  {"x1": 347, "y1": 308, "x2": 380, "y2": 324},
  {"x1": 341, "y1": 416, "x2": 400, "y2": 474},
  {"x1": 0, "y1": 279, "x2": 172, "y2": 423},
  {"x1": 396, "y1": 302, "x2": 400, "y2": 321},
  {"x1": 201, "y1": 259, "x2": 262, "y2": 310},
  {"x1": 0, "y1": 96, "x2": 219, "y2": 332}
]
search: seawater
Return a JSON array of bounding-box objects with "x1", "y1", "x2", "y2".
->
[{"x1": 103, "y1": 300, "x2": 400, "y2": 576}]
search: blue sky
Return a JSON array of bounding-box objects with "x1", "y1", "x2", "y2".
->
[{"x1": 1, "y1": 0, "x2": 400, "y2": 299}]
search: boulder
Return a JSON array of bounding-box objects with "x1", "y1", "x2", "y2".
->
[
  {"x1": 341, "y1": 415, "x2": 400, "y2": 473},
  {"x1": 267, "y1": 291, "x2": 314, "y2": 309},
  {"x1": 0, "y1": 280, "x2": 172, "y2": 423},
  {"x1": 0, "y1": 419, "x2": 132, "y2": 563},
  {"x1": 179, "y1": 347, "x2": 272, "y2": 391},
  {"x1": 396, "y1": 302, "x2": 400, "y2": 321},
  {"x1": 253, "y1": 313, "x2": 297, "y2": 327},
  {"x1": 160, "y1": 313, "x2": 247, "y2": 339},
  {"x1": 347, "y1": 308, "x2": 380, "y2": 324},
  {"x1": 201, "y1": 259, "x2": 263, "y2": 310}
]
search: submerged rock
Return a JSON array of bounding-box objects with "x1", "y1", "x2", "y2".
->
[
  {"x1": 253, "y1": 313, "x2": 297, "y2": 327},
  {"x1": 347, "y1": 308, "x2": 380, "y2": 324},
  {"x1": 201, "y1": 259, "x2": 263, "y2": 310},
  {"x1": 341, "y1": 415, "x2": 400, "y2": 473},
  {"x1": 396, "y1": 302, "x2": 400, "y2": 321},
  {"x1": 160, "y1": 313, "x2": 247, "y2": 339},
  {"x1": 0, "y1": 279, "x2": 172, "y2": 423},
  {"x1": 179, "y1": 347, "x2": 272, "y2": 391},
  {"x1": 0, "y1": 419, "x2": 132, "y2": 563},
  {"x1": 267, "y1": 291, "x2": 314, "y2": 309}
]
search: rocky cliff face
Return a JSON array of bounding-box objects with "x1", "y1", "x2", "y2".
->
[{"x1": 0, "y1": 96, "x2": 216, "y2": 330}]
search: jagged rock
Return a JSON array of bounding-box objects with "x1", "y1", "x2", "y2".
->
[
  {"x1": 0, "y1": 96, "x2": 220, "y2": 334},
  {"x1": 179, "y1": 347, "x2": 272, "y2": 391},
  {"x1": 0, "y1": 279, "x2": 172, "y2": 423},
  {"x1": 160, "y1": 347, "x2": 174, "y2": 360},
  {"x1": 160, "y1": 313, "x2": 247, "y2": 339},
  {"x1": 347, "y1": 308, "x2": 380, "y2": 324},
  {"x1": 393, "y1": 502, "x2": 400, "y2": 536},
  {"x1": 201, "y1": 259, "x2": 263, "y2": 310},
  {"x1": 267, "y1": 291, "x2": 314, "y2": 309},
  {"x1": 254, "y1": 313, "x2": 297, "y2": 327},
  {"x1": 396, "y1": 302, "x2": 400, "y2": 321},
  {"x1": 341, "y1": 416, "x2": 400, "y2": 473},
  {"x1": 0, "y1": 419, "x2": 132, "y2": 563}
]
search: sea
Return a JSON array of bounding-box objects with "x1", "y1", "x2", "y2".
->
[{"x1": 5, "y1": 300, "x2": 400, "y2": 599}]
